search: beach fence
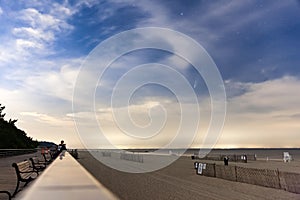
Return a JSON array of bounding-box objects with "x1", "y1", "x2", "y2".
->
[
  {"x1": 215, "y1": 165, "x2": 237, "y2": 182},
  {"x1": 69, "y1": 149, "x2": 79, "y2": 159},
  {"x1": 192, "y1": 154, "x2": 256, "y2": 162},
  {"x1": 120, "y1": 152, "x2": 144, "y2": 163},
  {"x1": 236, "y1": 166, "x2": 281, "y2": 189},
  {"x1": 279, "y1": 171, "x2": 300, "y2": 193},
  {"x1": 195, "y1": 163, "x2": 300, "y2": 194},
  {"x1": 101, "y1": 151, "x2": 112, "y2": 157}
]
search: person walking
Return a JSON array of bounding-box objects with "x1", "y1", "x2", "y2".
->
[{"x1": 58, "y1": 140, "x2": 67, "y2": 159}]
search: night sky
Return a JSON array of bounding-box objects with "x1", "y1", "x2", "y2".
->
[{"x1": 0, "y1": 0, "x2": 299, "y2": 148}]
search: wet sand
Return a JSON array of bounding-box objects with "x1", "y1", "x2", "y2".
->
[{"x1": 78, "y1": 151, "x2": 300, "y2": 200}]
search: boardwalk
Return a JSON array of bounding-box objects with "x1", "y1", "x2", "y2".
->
[
  {"x1": 0, "y1": 151, "x2": 40, "y2": 200},
  {"x1": 16, "y1": 152, "x2": 117, "y2": 200}
]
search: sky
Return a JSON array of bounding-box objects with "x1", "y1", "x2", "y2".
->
[{"x1": 0, "y1": 0, "x2": 300, "y2": 149}]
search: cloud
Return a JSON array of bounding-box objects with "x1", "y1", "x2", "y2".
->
[
  {"x1": 0, "y1": 2, "x2": 78, "y2": 67},
  {"x1": 20, "y1": 111, "x2": 73, "y2": 126},
  {"x1": 18, "y1": 111, "x2": 81, "y2": 148},
  {"x1": 219, "y1": 76, "x2": 300, "y2": 147},
  {"x1": 71, "y1": 95, "x2": 210, "y2": 149},
  {"x1": 13, "y1": 27, "x2": 54, "y2": 42},
  {"x1": 0, "y1": 56, "x2": 82, "y2": 125},
  {"x1": 12, "y1": 7, "x2": 73, "y2": 53},
  {"x1": 229, "y1": 76, "x2": 300, "y2": 115},
  {"x1": 0, "y1": 2, "x2": 83, "y2": 103},
  {"x1": 130, "y1": 1, "x2": 300, "y2": 82},
  {"x1": 224, "y1": 79, "x2": 252, "y2": 98},
  {"x1": 0, "y1": 66, "x2": 81, "y2": 148},
  {"x1": 6, "y1": 58, "x2": 81, "y2": 102},
  {"x1": 18, "y1": 8, "x2": 59, "y2": 30},
  {"x1": 16, "y1": 38, "x2": 44, "y2": 50},
  {"x1": 50, "y1": 2, "x2": 74, "y2": 17},
  {"x1": 0, "y1": 1, "x2": 299, "y2": 148}
]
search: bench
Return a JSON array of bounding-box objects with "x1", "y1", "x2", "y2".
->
[
  {"x1": 29, "y1": 157, "x2": 46, "y2": 173},
  {"x1": 12, "y1": 160, "x2": 38, "y2": 196},
  {"x1": 42, "y1": 153, "x2": 54, "y2": 165},
  {"x1": 0, "y1": 191, "x2": 12, "y2": 200}
]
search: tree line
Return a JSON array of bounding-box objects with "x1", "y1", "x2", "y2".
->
[{"x1": 0, "y1": 104, "x2": 38, "y2": 149}]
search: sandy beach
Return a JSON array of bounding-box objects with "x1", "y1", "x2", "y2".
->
[{"x1": 78, "y1": 150, "x2": 300, "y2": 200}]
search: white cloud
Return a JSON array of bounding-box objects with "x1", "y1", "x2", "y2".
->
[
  {"x1": 20, "y1": 61, "x2": 80, "y2": 102},
  {"x1": 18, "y1": 8, "x2": 73, "y2": 32},
  {"x1": 15, "y1": 39, "x2": 44, "y2": 50},
  {"x1": 0, "y1": 40, "x2": 20, "y2": 64},
  {"x1": 0, "y1": 3, "x2": 76, "y2": 67},
  {"x1": 10, "y1": 7, "x2": 73, "y2": 55},
  {"x1": 219, "y1": 76, "x2": 300, "y2": 147},
  {"x1": 225, "y1": 79, "x2": 251, "y2": 98},
  {"x1": 18, "y1": 111, "x2": 81, "y2": 148},
  {"x1": 13, "y1": 27, "x2": 54, "y2": 42},
  {"x1": 20, "y1": 111, "x2": 73, "y2": 126},
  {"x1": 0, "y1": 56, "x2": 82, "y2": 124},
  {"x1": 0, "y1": 7, "x2": 3, "y2": 15},
  {"x1": 229, "y1": 76, "x2": 300, "y2": 115},
  {"x1": 70, "y1": 91, "x2": 213, "y2": 148},
  {"x1": 50, "y1": 2, "x2": 74, "y2": 17},
  {"x1": 0, "y1": 80, "x2": 82, "y2": 147}
]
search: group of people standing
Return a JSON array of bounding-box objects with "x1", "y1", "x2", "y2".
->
[
  {"x1": 223, "y1": 154, "x2": 248, "y2": 165},
  {"x1": 42, "y1": 140, "x2": 67, "y2": 160}
]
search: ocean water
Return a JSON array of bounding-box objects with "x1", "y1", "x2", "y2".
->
[{"x1": 84, "y1": 148, "x2": 300, "y2": 160}]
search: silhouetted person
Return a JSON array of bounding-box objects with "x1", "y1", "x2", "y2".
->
[
  {"x1": 58, "y1": 140, "x2": 67, "y2": 159},
  {"x1": 224, "y1": 156, "x2": 229, "y2": 165},
  {"x1": 58, "y1": 140, "x2": 67, "y2": 152}
]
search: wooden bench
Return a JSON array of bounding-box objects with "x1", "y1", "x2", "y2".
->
[
  {"x1": 12, "y1": 160, "x2": 38, "y2": 196},
  {"x1": 29, "y1": 157, "x2": 46, "y2": 173},
  {"x1": 42, "y1": 153, "x2": 54, "y2": 165},
  {"x1": 0, "y1": 191, "x2": 12, "y2": 200}
]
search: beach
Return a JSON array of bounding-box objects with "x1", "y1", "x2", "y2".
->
[{"x1": 78, "y1": 150, "x2": 300, "y2": 200}]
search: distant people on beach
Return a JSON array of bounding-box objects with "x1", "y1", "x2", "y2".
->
[{"x1": 224, "y1": 156, "x2": 229, "y2": 165}]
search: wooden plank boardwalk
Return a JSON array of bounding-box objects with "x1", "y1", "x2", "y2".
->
[{"x1": 0, "y1": 151, "x2": 41, "y2": 200}]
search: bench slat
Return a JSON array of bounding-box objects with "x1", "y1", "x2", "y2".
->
[{"x1": 12, "y1": 160, "x2": 39, "y2": 197}]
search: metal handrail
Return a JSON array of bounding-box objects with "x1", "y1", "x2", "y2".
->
[{"x1": 0, "y1": 149, "x2": 37, "y2": 158}]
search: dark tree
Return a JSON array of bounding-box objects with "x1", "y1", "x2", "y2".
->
[
  {"x1": 0, "y1": 104, "x2": 38, "y2": 149},
  {"x1": 0, "y1": 105, "x2": 6, "y2": 119}
]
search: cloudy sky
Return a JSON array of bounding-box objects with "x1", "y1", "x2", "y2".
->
[{"x1": 0, "y1": 0, "x2": 299, "y2": 149}]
